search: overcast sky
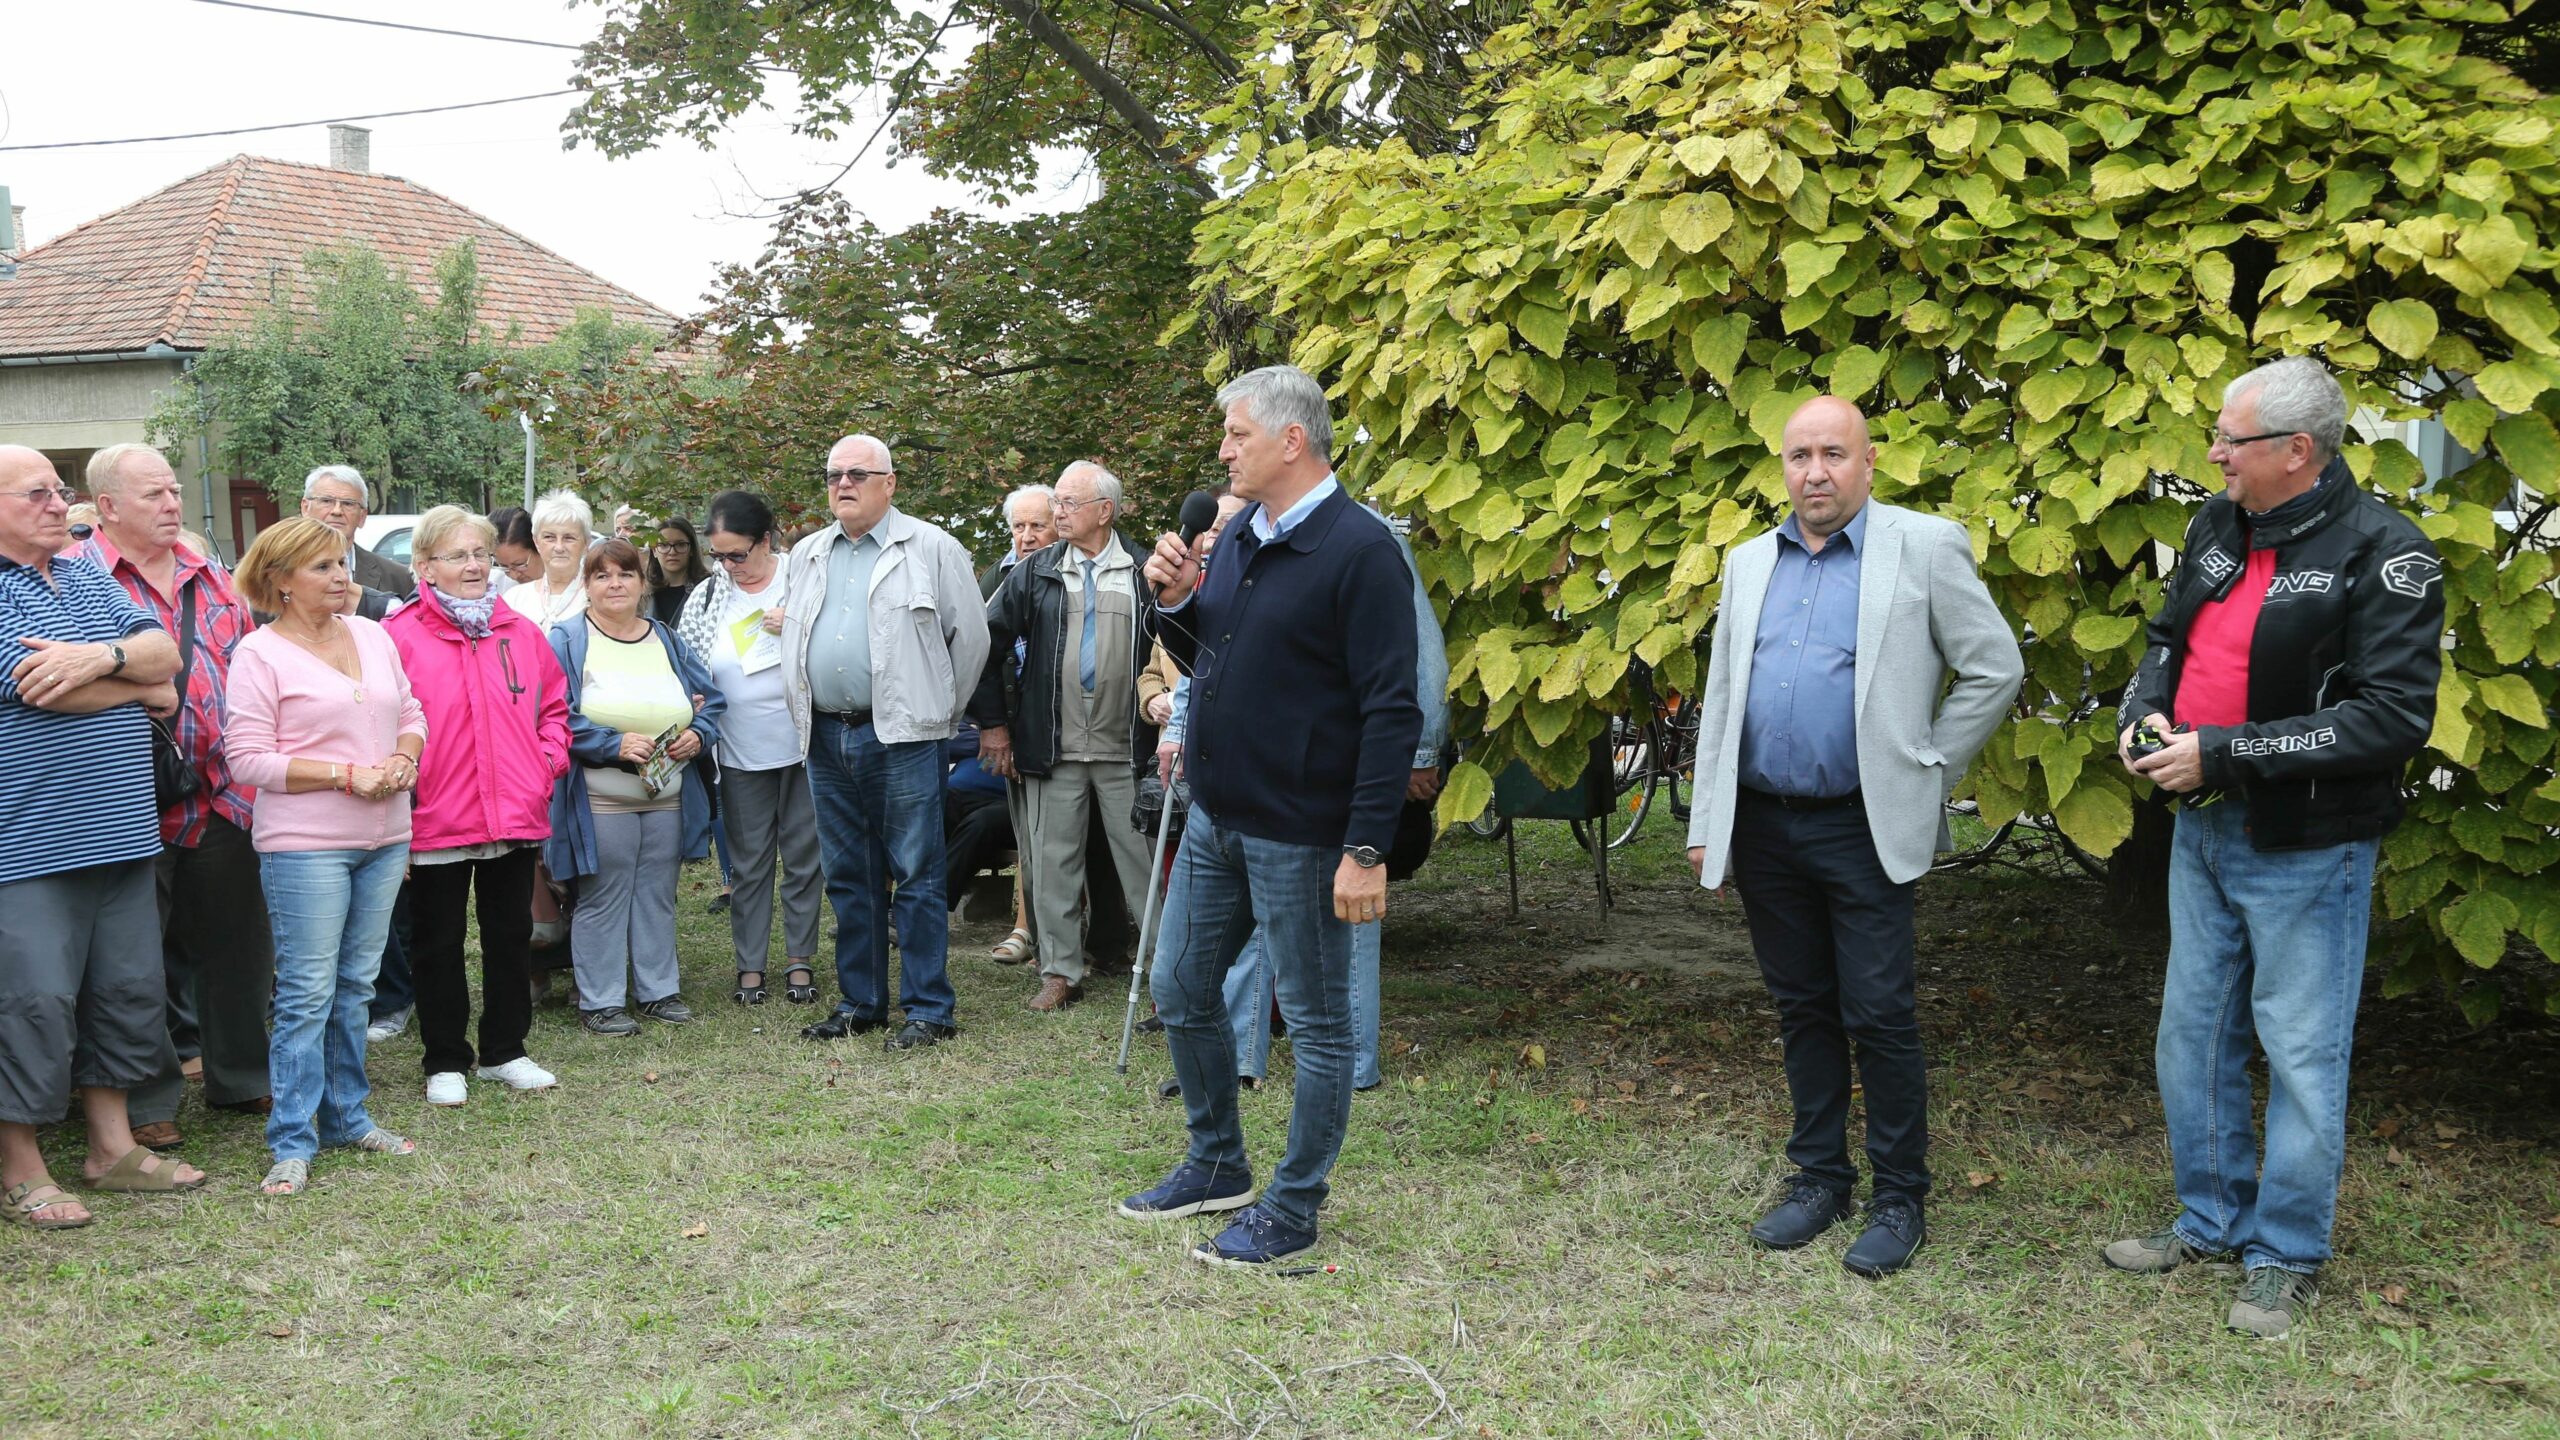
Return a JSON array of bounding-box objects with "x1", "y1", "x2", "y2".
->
[{"x1": 0, "y1": 0, "x2": 1089, "y2": 317}]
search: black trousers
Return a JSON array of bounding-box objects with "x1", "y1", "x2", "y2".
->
[
  {"x1": 943, "y1": 786, "x2": 1014, "y2": 901},
  {"x1": 1731, "y1": 789, "x2": 1928, "y2": 1201},
  {"x1": 129, "y1": 815, "x2": 275, "y2": 1122},
  {"x1": 410, "y1": 847, "x2": 538, "y2": 1077}
]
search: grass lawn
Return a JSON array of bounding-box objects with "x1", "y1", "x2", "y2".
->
[{"x1": 5, "y1": 818, "x2": 2556, "y2": 1438}]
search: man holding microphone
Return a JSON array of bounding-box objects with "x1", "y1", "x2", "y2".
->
[{"x1": 1122, "y1": 364, "x2": 1422, "y2": 1268}]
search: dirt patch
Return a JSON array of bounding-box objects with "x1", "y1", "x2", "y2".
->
[{"x1": 1554, "y1": 910, "x2": 1762, "y2": 986}]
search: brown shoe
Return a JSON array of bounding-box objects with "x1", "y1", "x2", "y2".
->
[
  {"x1": 130, "y1": 1121, "x2": 182, "y2": 1151},
  {"x1": 1028, "y1": 976, "x2": 1082, "y2": 1012}
]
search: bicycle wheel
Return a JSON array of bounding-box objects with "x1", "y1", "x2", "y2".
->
[
  {"x1": 1663, "y1": 697, "x2": 1700, "y2": 822},
  {"x1": 1574, "y1": 717, "x2": 1658, "y2": 852}
]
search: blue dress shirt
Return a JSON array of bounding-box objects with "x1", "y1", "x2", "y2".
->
[{"x1": 1738, "y1": 504, "x2": 1867, "y2": 798}]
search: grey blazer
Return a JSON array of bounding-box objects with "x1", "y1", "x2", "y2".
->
[{"x1": 1686, "y1": 500, "x2": 2023, "y2": 887}]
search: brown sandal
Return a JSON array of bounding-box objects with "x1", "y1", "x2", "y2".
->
[
  {"x1": 130, "y1": 1121, "x2": 183, "y2": 1151},
  {"x1": 86, "y1": 1145, "x2": 207, "y2": 1194},
  {"x1": 3, "y1": 1180, "x2": 91, "y2": 1230}
]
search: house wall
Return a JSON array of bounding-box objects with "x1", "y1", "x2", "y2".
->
[{"x1": 0, "y1": 357, "x2": 260, "y2": 561}]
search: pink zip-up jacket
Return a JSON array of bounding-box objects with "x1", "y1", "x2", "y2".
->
[{"x1": 384, "y1": 591, "x2": 571, "y2": 854}]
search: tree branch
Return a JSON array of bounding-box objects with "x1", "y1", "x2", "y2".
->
[
  {"x1": 980, "y1": 0, "x2": 1215, "y2": 195},
  {"x1": 1099, "y1": 0, "x2": 1242, "y2": 79}
]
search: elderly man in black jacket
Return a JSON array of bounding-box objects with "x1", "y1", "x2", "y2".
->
[
  {"x1": 973, "y1": 461, "x2": 1158, "y2": 1012},
  {"x1": 2103, "y1": 356, "x2": 2443, "y2": 1341}
]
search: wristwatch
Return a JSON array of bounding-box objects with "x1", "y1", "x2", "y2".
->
[
  {"x1": 107, "y1": 643, "x2": 127, "y2": 675},
  {"x1": 1344, "y1": 844, "x2": 1385, "y2": 869}
]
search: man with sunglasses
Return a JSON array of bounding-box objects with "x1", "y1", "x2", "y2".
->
[
  {"x1": 2105, "y1": 356, "x2": 2443, "y2": 1340},
  {"x1": 782, "y1": 435, "x2": 991, "y2": 1050}
]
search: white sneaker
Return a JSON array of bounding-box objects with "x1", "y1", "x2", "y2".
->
[
  {"x1": 425, "y1": 1071, "x2": 467, "y2": 1107},
  {"x1": 365, "y1": 1007, "x2": 411, "y2": 1043},
  {"x1": 475, "y1": 1057, "x2": 557, "y2": 1092}
]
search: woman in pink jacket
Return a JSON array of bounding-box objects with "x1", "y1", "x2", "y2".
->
[{"x1": 385, "y1": 506, "x2": 572, "y2": 1109}]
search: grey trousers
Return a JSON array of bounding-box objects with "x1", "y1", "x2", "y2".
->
[
  {"x1": 570, "y1": 808, "x2": 683, "y2": 1010},
  {"x1": 1023, "y1": 760, "x2": 1152, "y2": 986},
  {"x1": 0, "y1": 859, "x2": 171, "y2": 1125},
  {"x1": 722, "y1": 762, "x2": 825, "y2": 973},
  {"x1": 130, "y1": 816, "x2": 276, "y2": 1123}
]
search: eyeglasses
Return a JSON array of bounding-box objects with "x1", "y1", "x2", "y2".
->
[
  {"x1": 6, "y1": 485, "x2": 75, "y2": 507},
  {"x1": 306, "y1": 496, "x2": 363, "y2": 513},
  {"x1": 825, "y1": 467, "x2": 891, "y2": 486},
  {"x1": 1052, "y1": 495, "x2": 1107, "y2": 514},
  {"x1": 653, "y1": 538, "x2": 691, "y2": 550},
  {"x1": 429, "y1": 548, "x2": 495, "y2": 568},
  {"x1": 708, "y1": 547, "x2": 757, "y2": 567},
  {"x1": 2209, "y1": 429, "x2": 2300, "y2": 450}
]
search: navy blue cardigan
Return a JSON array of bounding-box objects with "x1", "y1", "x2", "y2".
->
[
  {"x1": 543, "y1": 616, "x2": 727, "y2": 884},
  {"x1": 1150, "y1": 484, "x2": 1421, "y2": 853}
]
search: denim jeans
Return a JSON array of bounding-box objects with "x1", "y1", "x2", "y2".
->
[
  {"x1": 2159, "y1": 799, "x2": 2378, "y2": 1274},
  {"x1": 260, "y1": 843, "x2": 407, "y2": 1163},
  {"x1": 1150, "y1": 807, "x2": 1354, "y2": 1234},
  {"x1": 1224, "y1": 920, "x2": 1381, "y2": 1090},
  {"x1": 808, "y1": 715, "x2": 954, "y2": 1026}
]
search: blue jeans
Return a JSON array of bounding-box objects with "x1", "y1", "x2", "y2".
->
[
  {"x1": 1150, "y1": 807, "x2": 1354, "y2": 1234},
  {"x1": 2159, "y1": 800, "x2": 2378, "y2": 1274},
  {"x1": 1224, "y1": 920, "x2": 1381, "y2": 1091},
  {"x1": 260, "y1": 844, "x2": 408, "y2": 1163},
  {"x1": 808, "y1": 715, "x2": 954, "y2": 1026}
]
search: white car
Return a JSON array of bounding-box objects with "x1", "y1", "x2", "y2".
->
[{"x1": 354, "y1": 515, "x2": 420, "y2": 567}]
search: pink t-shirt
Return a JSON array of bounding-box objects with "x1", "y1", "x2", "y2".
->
[
  {"x1": 2174, "y1": 547, "x2": 2277, "y2": 729},
  {"x1": 223, "y1": 616, "x2": 429, "y2": 853}
]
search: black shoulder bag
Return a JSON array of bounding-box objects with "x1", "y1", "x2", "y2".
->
[{"x1": 150, "y1": 585, "x2": 204, "y2": 813}]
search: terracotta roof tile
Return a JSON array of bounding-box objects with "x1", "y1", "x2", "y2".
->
[{"x1": 0, "y1": 156, "x2": 680, "y2": 359}]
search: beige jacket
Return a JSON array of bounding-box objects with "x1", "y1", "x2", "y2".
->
[{"x1": 781, "y1": 507, "x2": 991, "y2": 751}]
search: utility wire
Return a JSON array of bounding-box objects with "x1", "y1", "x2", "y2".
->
[
  {"x1": 181, "y1": 0, "x2": 586, "y2": 51},
  {"x1": 0, "y1": 90, "x2": 583, "y2": 151}
]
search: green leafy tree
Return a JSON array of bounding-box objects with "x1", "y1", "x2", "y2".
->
[{"x1": 1191, "y1": 0, "x2": 2560, "y2": 1010}]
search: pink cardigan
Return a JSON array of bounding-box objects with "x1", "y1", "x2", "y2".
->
[{"x1": 223, "y1": 617, "x2": 429, "y2": 853}]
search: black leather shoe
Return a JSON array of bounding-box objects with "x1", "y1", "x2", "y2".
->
[
  {"x1": 885, "y1": 1019, "x2": 957, "y2": 1050},
  {"x1": 801, "y1": 1012, "x2": 884, "y2": 1041},
  {"x1": 1748, "y1": 1176, "x2": 1855, "y2": 1250},
  {"x1": 1843, "y1": 1194, "x2": 1926, "y2": 1277}
]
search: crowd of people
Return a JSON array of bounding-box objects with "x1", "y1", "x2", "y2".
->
[{"x1": 0, "y1": 356, "x2": 2443, "y2": 1337}]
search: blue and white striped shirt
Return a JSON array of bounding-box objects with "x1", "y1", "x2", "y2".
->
[{"x1": 0, "y1": 554, "x2": 166, "y2": 885}]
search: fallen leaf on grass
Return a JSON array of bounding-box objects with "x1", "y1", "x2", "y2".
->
[
  {"x1": 2116, "y1": 1338, "x2": 2148, "y2": 1365},
  {"x1": 681, "y1": 1223, "x2": 708, "y2": 1240},
  {"x1": 1520, "y1": 1043, "x2": 1547, "y2": 1069},
  {"x1": 2386, "y1": 1146, "x2": 2410, "y2": 1166},
  {"x1": 643, "y1": 1072, "x2": 660, "y2": 1084},
  {"x1": 1612, "y1": 1080, "x2": 1637, "y2": 1097},
  {"x1": 1965, "y1": 1171, "x2": 2001, "y2": 1191},
  {"x1": 266, "y1": 1323, "x2": 294, "y2": 1339},
  {"x1": 2435, "y1": 1122, "x2": 2464, "y2": 1140},
  {"x1": 2374, "y1": 1116, "x2": 2405, "y2": 1140},
  {"x1": 2378, "y1": 1283, "x2": 2411, "y2": 1307},
  {"x1": 1569, "y1": 1097, "x2": 1590, "y2": 1115}
]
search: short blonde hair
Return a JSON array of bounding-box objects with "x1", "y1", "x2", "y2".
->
[
  {"x1": 85, "y1": 443, "x2": 165, "y2": 496},
  {"x1": 409, "y1": 505, "x2": 497, "y2": 577},
  {"x1": 236, "y1": 517, "x2": 348, "y2": 614}
]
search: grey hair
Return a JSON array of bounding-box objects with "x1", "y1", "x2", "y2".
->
[
  {"x1": 1215, "y1": 365, "x2": 1332, "y2": 462},
  {"x1": 532, "y1": 488, "x2": 593, "y2": 537},
  {"x1": 86, "y1": 443, "x2": 167, "y2": 495},
  {"x1": 830, "y1": 433, "x2": 894, "y2": 473},
  {"x1": 1057, "y1": 460, "x2": 1123, "y2": 508},
  {"x1": 1002, "y1": 484, "x2": 1055, "y2": 524},
  {"x1": 303, "y1": 464, "x2": 368, "y2": 503},
  {"x1": 409, "y1": 505, "x2": 496, "y2": 575},
  {"x1": 2226, "y1": 356, "x2": 2347, "y2": 464}
]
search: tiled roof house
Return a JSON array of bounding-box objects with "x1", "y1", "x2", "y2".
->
[{"x1": 0, "y1": 127, "x2": 680, "y2": 558}]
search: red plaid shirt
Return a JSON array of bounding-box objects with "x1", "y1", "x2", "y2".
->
[{"x1": 69, "y1": 534, "x2": 257, "y2": 846}]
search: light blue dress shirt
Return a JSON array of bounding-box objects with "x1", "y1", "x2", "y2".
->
[
  {"x1": 1738, "y1": 504, "x2": 1866, "y2": 798},
  {"x1": 807, "y1": 530, "x2": 882, "y2": 714}
]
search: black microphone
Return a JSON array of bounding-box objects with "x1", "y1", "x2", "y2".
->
[{"x1": 1157, "y1": 490, "x2": 1220, "y2": 604}]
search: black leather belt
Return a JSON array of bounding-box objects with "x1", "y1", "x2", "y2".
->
[
  {"x1": 816, "y1": 709, "x2": 873, "y2": 727},
  {"x1": 1742, "y1": 785, "x2": 1861, "y2": 813}
]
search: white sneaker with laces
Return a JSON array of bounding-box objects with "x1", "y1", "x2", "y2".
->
[
  {"x1": 365, "y1": 1008, "x2": 411, "y2": 1044},
  {"x1": 475, "y1": 1057, "x2": 558, "y2": 1091},
  {"x1": 425, "y1": 1071, "x2": 467, "y2": 1107}
]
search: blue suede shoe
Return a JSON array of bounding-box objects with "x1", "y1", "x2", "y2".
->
[
  {"x1": 1190, "y1": 1204, "x2": 1317, "y2": 1268},
  {"x1": 1117, "y1": 1160, "x2": 1256, "y2": 1220}
]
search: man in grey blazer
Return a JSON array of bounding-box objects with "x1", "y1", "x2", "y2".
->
[{"x1": 1685, "y1": 395, "x2": 2022, "y2": 1276}]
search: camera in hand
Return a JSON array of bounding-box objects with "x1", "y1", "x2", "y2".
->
[{"x1": 2127, "y1": 720, "x2": 2187, "y2": 760}]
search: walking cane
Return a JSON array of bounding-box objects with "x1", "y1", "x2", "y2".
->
[{"x1": 1116, "y1": 764, "x2": 1179, "y2": 1076}]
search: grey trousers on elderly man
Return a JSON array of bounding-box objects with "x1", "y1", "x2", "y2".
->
[{"x1": 1023, "y1": 760, "x2": 1152, "y2": 987}]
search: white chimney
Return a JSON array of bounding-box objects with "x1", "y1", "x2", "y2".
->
[
  {"x1": 328, "y1": 125, "x2": 371, "y2": 174},
  {"x1": 5, "y1": 206, "x2": 22, "y2": 256}
]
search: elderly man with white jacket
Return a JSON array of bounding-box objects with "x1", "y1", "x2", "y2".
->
[{"x1": 782, "y1": 434, "x2": 991, "y2": 1050}]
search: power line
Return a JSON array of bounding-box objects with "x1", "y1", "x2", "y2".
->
[
  {"x1": 181, "y1": 0, "x2": 586, "y2": 51},
  {"x1": 0, "y1": 90, "x2": 584, "y2": 151}
]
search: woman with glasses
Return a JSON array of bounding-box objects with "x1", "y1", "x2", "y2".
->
[
  {"x1": 501, "y1": 490, "x2": 594, "y2": 632},
  {"x1": 386, "y1": 507, "x2": 572, "y2": 1107},
  {"x1": 223, "y1": 518, "x2": 425, "y2": 1195},
  {"x1": 675, "y1": 491, "x2": 825, "y2": 1005},
  {"x1": 646, "y1": 515, "x2": 711, "y2": 626},
  {"x1": 546, "y1": 539, "x2": 724, "y2": 1035}
]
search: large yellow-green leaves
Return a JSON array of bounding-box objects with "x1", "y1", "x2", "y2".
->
[{"x1": 1195, "y1": 0, "x2": 2560, "y2": 1010}]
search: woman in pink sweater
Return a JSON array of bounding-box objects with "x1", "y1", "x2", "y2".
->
[{"x1": 223, "y1": 518, "x2": 427, "y2": 1197}]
